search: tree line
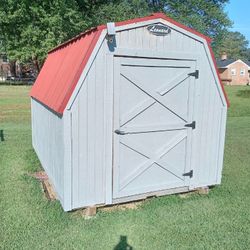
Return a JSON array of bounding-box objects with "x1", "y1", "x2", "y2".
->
[{"x1": 0, "y1": 0, "x2": 249, "y2": 76}]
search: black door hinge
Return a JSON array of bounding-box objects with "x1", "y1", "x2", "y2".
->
[
  {"x1": 185, "y1": 121, "x2": 196, "y2": 129},
  {"x1": 188, "y1": 70, "x2": 199, "y2": 79},
  {"x1": 183, "y1": 170, "x2": 193, "y2": 178}
]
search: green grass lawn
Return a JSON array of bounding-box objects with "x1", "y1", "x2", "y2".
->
[{"x1": 1, "y1": 85, "x2": 250, "y2": 249}]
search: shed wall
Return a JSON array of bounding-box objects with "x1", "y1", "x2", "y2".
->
[
  {"x1": 31, "y1": 99, "x2": 64, "y2": 201},
  {"x1": 190, "y1": 44, "x2": 227, "y2": 187},
  {"x1": 69, "y1": 22, "x2": 227, "y2": 209},
  {"x1": 70, "y1": 42, "x2": 107, "y2": 208}
]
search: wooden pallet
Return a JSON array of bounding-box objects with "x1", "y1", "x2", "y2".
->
[
  {"x1": 42, "y1": 179, "x2": 57, "y2": 200},
  {"x1": 32, "y1": 171, "x2": 209, "y2": 216},
  {"x1": 31, "y1": 171, "x2": 57, "y2": 201}
]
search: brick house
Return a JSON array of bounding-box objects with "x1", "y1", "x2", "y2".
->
[
  {"x1": 216, "y1": 53, "x2": 250, "y2": 85},
  {"x1": 0, "y1": 55, "x2": 36, "y2": 82},
  {"x1": 0, "y1": 55, "x2": 10, "y2": 81}
]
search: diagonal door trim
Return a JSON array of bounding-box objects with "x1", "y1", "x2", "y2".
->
[
  {"x1": 157, "y1": 69, "x2": 192, "y2": 96},
  {"x1": 121, "y1": 73, "x2": 187, "y2": 123},
  {"x1": 121, "y1": 98, "x2": 155, "y2": 127},
  {"x1": 119, "y1": 131, "x2": 187, "y2": 190}
]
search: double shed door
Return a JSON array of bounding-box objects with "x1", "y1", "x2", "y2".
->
[{"x1": 113, "y1": 55, "x2": 197, "y2": 199}]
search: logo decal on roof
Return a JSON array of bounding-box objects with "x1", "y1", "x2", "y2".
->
[{"x1": 147, "y1": 24, "x2": 171, "y2": 36}]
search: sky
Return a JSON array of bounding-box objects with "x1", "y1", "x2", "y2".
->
[{"x1": 225, "y1": 0, "x2": 250, "y2": 47}]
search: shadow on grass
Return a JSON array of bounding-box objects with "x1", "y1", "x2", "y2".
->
[
  {"x1": 236, "y1": 89, "x2": 250, "y2": 98},
  {"x1": 114, "y1": 236, "x2": 133, "y2": 250},
  {"x1": 0, "y1": 129, "x2": 4, "y2": 141}
]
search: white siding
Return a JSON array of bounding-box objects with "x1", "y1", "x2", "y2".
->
[{"x1": 31, "y1": 99, "x2": 64, "y2": 201}]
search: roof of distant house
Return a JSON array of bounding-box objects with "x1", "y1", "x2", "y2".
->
[{"x1": 216, "y1": 59, "x2": 250, "y2": 68}]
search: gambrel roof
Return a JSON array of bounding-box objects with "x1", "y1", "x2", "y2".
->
[{"x1": 30, "y1": 13, "x2": 229, "y2": 114}]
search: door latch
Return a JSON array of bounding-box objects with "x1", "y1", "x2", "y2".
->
[{"x1": 114, "y1": 129, "x2": 127, "y2": 135}]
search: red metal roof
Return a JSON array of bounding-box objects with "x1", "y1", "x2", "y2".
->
[{"x1": 30, "y1": 13, "x2": 229, "y2": 114}]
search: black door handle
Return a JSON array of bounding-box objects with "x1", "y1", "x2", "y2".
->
[{"x1": 114, "y1": 129, "x2": 126, "y2": 135}]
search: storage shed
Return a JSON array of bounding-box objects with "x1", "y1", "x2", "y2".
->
[{"x1": 30, "y1": 13, "x2": 229, "y2": 211}]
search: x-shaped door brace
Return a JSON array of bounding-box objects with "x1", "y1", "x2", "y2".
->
[
  {"x1": 119, "y1": 131, "x2": 187, "y2": 191},
  {"x1": 120, "y1": 67, "x2": 193, "y2": 127}
]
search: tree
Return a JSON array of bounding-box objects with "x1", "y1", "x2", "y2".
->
[
  {"x1": 216, "y1": 31, "x2": 249, "y2": 60},
  {"x1": 78, "y1": 0, "x2": 151, "y2": 26},
  {"x1": 81, "y1": 0, "x2": 231, "y2": 39},
  {"x1": 0, "y1": 0, "x2": 86, "y2": 71},
  {"x1": 161, "y1": 0, "x2": 231, "y2": 54},
  {"x1": 0, "y1": 0, "x2": 232, "y2": 72}
]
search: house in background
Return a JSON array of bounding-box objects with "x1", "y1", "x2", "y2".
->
[
  {"x1": 0, "y1": 54, "x2": 37, "y2": 82},
  {"x1": 216, "y1": 53, "x2": 250, "y2": 85},
  {"x1": 0, "y1": 54, "x2": 10, "y2": 81}
]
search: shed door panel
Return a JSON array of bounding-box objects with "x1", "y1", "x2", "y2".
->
[{"x1": 113, "y1": 56, "x2": 196, "y2": 199}]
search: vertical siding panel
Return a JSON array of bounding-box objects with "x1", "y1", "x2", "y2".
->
[
  {"x1": 188, "y1": 40, "x2": 202, "y2": 187},
  {"x1": 172, "y1": 31, "x2": 181, "y2": 51},
  {"x1": 156, "y1": 35, "x2": 164, "y2": 51},
  {"x1": 180, "y1": 33, "x2": 188, "y2": 51},
  {"x1": 210, "y1": 95, "x2": 222, "y2": 182},
  {"x1": 128, "y1": 29, "x2": 136, "y2": 47},
  {"x1": 216, "y1": 107, "x2": 227, "y2": 183},
  {"x1": 197, "y1": 56, "x2": 211, "y2": 185},
  {"x1": 95, "y1": 45, "x2": 105, "y2": 203},
  {"x1": 135, "y1": 27, "x2": 143, "y2": 49},
  {"x1": 149, "y1": 29, "x2": 157, "y2": 49},
  {"x1": 63, "y1": 110, "x2": 71, "y2": 211},
  {"x1": 192, "y1": 42, "x2": 204, "y2": 187},
  {"x1": 119, "y1": 30, "x2": 126, "y2": 48},
  {"x1": 72, "y1": 98, "x2": 79, "y2": 206},
  {"x1": 116, "y1": 32, "x2": 121, "y2": 48},
  {"x1": 142, "y1": 27, "x2": 150, "y2": 49},
  {"x1": 87, "y1": 62, "x2": 96, "y2": 204},
  {"x1": 207, "y1": 83, "x2": 216, "y2": 182},
  {"x1": 78, "y1": 81, "x2": 88, "y2": 205},
  {"x1": 203, "y1": 69, "x2": 213, "y2": 185},
  {"x1": 166, "y1": 30, "x2": 173, "y2": 51}
]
